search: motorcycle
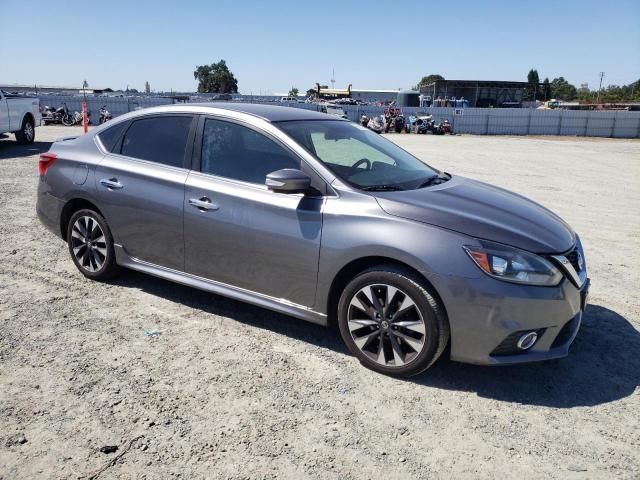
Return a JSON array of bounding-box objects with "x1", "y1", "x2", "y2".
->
[
  {"x1": 70, "y1": 109, "x2": 91, "y2": 126},
  {"x1": 439, "y1": 119, "x2": 453, "y2": 134},
  {"x1": 366, "y1": 115, "x2": 387, "y2": 134},
  {"x1": 98, "y1": 105, "x2": 111, "y2": 124},
  {"x1": 408, "y1": 112, "x2": 434, "y2": 134},
  {"x1": 99, "y1": 105, "x2": 112, "y2": 124},
  {"x1": 41, "y1": 103, "x2": 74, "y2": 126}
]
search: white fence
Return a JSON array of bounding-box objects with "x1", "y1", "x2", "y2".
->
[{"x1": 38, "y1": 95, "x2": 640, "y2": 138}]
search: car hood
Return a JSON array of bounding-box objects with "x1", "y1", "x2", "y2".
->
[{"x1": 374, "y1": 175, "x2": 575, "y2": 253}]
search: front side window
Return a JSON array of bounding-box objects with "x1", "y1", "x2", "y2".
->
[
  {"x1": 121, "y1": 116, "x2": 192, "y2": 168},
  {"x1": 201, "y1": 118, "x2": 300, "y2": 184},
  {"x1": 277, "y1": 120, "x2": 439, "y2": 190}
]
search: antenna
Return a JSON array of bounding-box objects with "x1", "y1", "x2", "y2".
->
[{"x1": 331, "y1": 68, "x2": 335, "y2": 89}]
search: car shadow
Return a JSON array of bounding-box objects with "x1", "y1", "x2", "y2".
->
[
  {"x1": 112, "y1": 271, "x2": 348, "y2": 354},
  {"x1": 114, "y1": 272, "x2": 639, "y2": 408},
  {"x1": 0, "y1": 140, "x2": 52, "y2": 160}
]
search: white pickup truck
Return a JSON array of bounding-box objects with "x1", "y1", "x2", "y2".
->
[{"x1": 0, "y1": 90, "x2": 41, "y2": 144}]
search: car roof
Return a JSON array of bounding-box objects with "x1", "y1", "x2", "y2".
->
[{"x1": 186, "y1": 102, "x2": 341, "y2": 122}]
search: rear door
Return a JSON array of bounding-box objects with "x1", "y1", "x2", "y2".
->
[
  {"x1": 95, "y1": 114, "x2": 195, "y2": 271},
  {"x1": 183, "y1": 116, "x2": 324, "y2": 308}
]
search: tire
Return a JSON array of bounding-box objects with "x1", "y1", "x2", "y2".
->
[
  {"x1": 337, "y1": 265, "x2": 449, "y2": 377},
  {"x1": 67, "y1": 209, "x2": 120, "y2": 281},
  {"x1": 14, "y1": 116, "x2": 35, "y2": 145},
  {"x1": 61, "y1": 115, "x2": 74, "y2": 127}
]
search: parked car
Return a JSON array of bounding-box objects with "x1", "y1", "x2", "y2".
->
[
  {"x1": 211, "y1": 93, "x2": 233, "y2": 101},
  {"x1": 0, "y1": 90, "x2": 41, "y2": 144},
  {"x1": 36, "y1": 104, "x2": 589, "y2": 376},
  {"x1": 319, "y1": 103, "x2": 348, "y2": 119},
  {"x1": 279, "y1": 97, "x2": 298, "y2": 103}
]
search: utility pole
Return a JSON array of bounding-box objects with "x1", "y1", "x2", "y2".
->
[
  {"x1": 597, "y1": 72, "x2": 605, "y2": 103},
  {"x1": 331, "y1": 68, "x2": 335, "y2": 89}
]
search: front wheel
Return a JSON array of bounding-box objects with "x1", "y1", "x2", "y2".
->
[
  {"x1": 14, "y1": 117, "x2": 35, "y2": 144},
  {"x1": 337, "y1": 266, "x2": 449, "y2": 377},
  {"x1": 67, "y1": 209, "x2": 120, "y2": 281}
]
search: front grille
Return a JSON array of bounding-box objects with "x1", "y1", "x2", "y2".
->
[
  {"x1": 490, "y1": 328, "x2": 546, "y2": 356},
  {"x1": 551, "y1": 315, "x2": 580, "y2": 348},
  {"x1": 566, "y1": 249, "x2": 581, "y2": 272}
]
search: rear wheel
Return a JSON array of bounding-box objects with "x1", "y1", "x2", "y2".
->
[
  {"x1": 61, "y1": 114, "x2": 74, "y2": 126},
  {"x1": 337, "y1": 266, "x2": 449, "y2": 377},
  {"x1": 15, "y1": 116, "x2": 35, "y2": 144},
  {"x1": 67, "y1": 209, "x2": 120, "y2": 280}
]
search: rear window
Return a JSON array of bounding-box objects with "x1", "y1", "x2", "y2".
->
[
  {"x1": 120, "y1": 116, "x2": 193, "y2": 168},
  {"x1": 97, "y1": 121, "x2": 128, "y2": 152}
]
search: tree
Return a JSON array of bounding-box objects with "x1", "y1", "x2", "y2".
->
[
  {"x1": 288, "y1": 87, "x2": 299, "y2": 98},
  {"x1": 417, "y1": 74, "x2": 444, "y2": 88},
  {"x1": 550, "y1": 77, "x2": 577, "y2": 101},
  {"x1": 573, "y1": 79, "x2": 640, "y2": 103},
  {"x1": 193, "y1": 60, "x2": 239, "y2": 94},
  {"x1": 524, "y1": 69, "x2": 540, "y2": 100},
  {"x1": 145, "y1": 81, "x2": 151, "y2": 94}
]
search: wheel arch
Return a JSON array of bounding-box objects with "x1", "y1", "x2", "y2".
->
[
  {"x1": 60, "y1": 198, "x2": 105, "y2": 240},
  {"x1": 23, "y1": 112, "x2": 35, "y2": 126},
  {"x1": 325, "y1": 256, "x2": 447, "y2": 328}
]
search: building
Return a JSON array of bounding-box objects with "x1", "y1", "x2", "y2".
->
[{"x1": 419, "y1": 80, "x2": 547, "y2": 108}]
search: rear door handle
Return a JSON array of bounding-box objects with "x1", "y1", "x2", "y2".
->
[
  {"x1": 100, "y1": 178, "x2": 123, "y2": 190},
  {"x1": 188, "y1": 197, "x2": 219, "y2": 212}
]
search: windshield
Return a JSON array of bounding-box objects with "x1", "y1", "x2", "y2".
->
[{"x1": 277, "y1": 120, "x2": 439, "y2": 190}]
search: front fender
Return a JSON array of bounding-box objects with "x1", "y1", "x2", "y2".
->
[{"x1": 315, "y1": 192, "x2": 481, "y2": 314}]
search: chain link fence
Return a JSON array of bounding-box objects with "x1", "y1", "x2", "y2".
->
[{"x1": 38, "y1": 95, "x2": 640, "y2": 138}]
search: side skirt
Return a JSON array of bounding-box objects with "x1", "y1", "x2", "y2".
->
[{"x1": 114, "y1": 245, "x2": 328, "y2": 326}]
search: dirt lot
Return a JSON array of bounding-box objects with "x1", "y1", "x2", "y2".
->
[{"x1": 1, "y1": 126, "x2": 639, "y2": 479}]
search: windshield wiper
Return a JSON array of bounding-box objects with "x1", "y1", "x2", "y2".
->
[
  {"x1": 361, "y1": 185, "x2": 405, "y2": 192},
  {"x1": 417, "y1": 173, "x2": 450, "y2": 189}
]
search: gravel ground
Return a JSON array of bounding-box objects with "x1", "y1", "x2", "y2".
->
[{"x1": 1, "y1": 126, "x2": 639, "y2": 479}]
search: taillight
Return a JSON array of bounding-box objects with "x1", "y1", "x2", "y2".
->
[{"x1": 38, "y1": 152, "x2": 57, "y2": 176}]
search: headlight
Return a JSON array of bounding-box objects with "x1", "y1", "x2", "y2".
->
[{"x1": 463, "y1": 241, "x2": 563, "y2": 286}]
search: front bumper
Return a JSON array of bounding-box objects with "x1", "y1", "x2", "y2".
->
[{"x1": 428, "y1": 270, "x2": 590, "y2": 366}]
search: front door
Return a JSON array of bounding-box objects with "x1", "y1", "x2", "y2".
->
[
  {"x1": 95, "y1": 114, "x2": 195, "y2": 271},
  {"x1": 184, "y1": 117, "x2": 323, "y2": 308}
]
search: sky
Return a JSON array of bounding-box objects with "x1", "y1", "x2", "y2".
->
[{"x1": 1, "y1": 0, "x2": 638, "y2": 94}]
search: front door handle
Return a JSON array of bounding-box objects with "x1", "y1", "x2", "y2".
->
[
  {"x1": 100, "y1": 178, "x2": 123, "y2": 190},
  {"x1": 188, "y1": 197, "x2": 219, "y2": 212}
]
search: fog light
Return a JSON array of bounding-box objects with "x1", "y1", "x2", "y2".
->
[{"x1": 516, "y1": 331, "x2": 538, "y2": 350}]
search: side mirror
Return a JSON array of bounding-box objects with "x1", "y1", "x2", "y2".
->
[{"x1": 266, "y1": 169, "x2": 311, "y2": 193}]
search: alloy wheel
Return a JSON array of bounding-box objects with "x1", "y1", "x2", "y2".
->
[
  {"x1": 347, "y1": 284, "x2": 426, "y2": 367},
  {"x1": 70, "y1": 216, "x2": 107, "y2": 272},
  {"x1": 24, "y1": 122, "x2": 34, "y2": 142}
]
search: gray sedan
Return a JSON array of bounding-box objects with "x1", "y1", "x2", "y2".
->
[{"x1": 36, "y1": 104, "x2": 590, "y2": 376}]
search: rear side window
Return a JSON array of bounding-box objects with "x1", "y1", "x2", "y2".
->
[
  {"x1": 97, "y1": 121, "x2": 128, "y2": 152},
  {"x1": 121, "y1": 116, "x2": 193, "y2": 168},
  {"x1": 201, "y1": 119, "x2": 300, "y2": 184}
]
